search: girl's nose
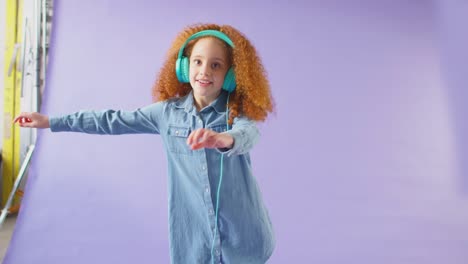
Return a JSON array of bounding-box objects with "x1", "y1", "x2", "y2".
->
[{"x1": 199, "y1": 65, "x2": 211, "y2": 76}]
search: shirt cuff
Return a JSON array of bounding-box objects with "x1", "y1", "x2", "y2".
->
[
  {"x1": 215, "y1": 130, "x2": 243, "y2": 157},
  {"x1": 49, "y1": 115, "x2": 67, "y2": 132}
]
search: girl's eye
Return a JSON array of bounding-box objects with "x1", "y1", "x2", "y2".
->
[
  {"x1": 193, "y1": 59, "x2": 201, "y2": 65},
  {"x1": 212, "y1": 63, "x2": 220, "y2": 69}
]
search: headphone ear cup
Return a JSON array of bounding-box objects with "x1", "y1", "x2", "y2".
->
[
  {"x1": 222, "y1": 68, "x2": 236, "y2": 92},
  {"x1": 175, "y1": 56, "x2": 190, "y2": 83},
  {"x1": 181, "y1": 57, "x2": 190, "y2": 83}
]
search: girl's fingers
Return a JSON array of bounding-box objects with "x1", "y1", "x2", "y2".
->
[
  {"x1": 15, "y1": 117, "x2": 32, "y2": 124},
  {"x1": 15, "y1": 117, "x2": 24, "y2": 124},
  {"x1": 20, "y1": 122, "x2": 32, "y2": 127},
  {"x1": 191, "y1": 142, "x2": 204, "y2": 150},
  {"x1": 187, "y1": 129, "x2": 220, "y2": 149},
  {"x1": 187, "y1": 131, "x2": 193, "y2": 145},
  {"x1": 194, "y1": 129, "x2": 207, "y2": 144},
  {"x1": 13, "y1": 115, "x2": 24, "y2": 123},
  {"x1": 187, "y1": 128, "x2": 198, "y2": 144},
  {"x1": 193, "y1": 132, "x2": 208, "y2": 148},
  {"x1": 12, "y1": 112, "x2": 49, "y2": 128},
  {"x1": 188, "y1": 129, "x2": 210, "y2": 149},
  {"x1": 200, "y1": 130, "x2": 213, "y2": 144},
  {"x1": 187, "y1": 129, "x2": 203, "y2": 146},
  {"x1": 14, "y1": 112, "x2": 32, "y2": 123},
  {"x1": 13, "y1": 112, "x2": 37, "y2": 129},
  {"x1": 191, "y1": 130, "x2": 219, "y2": 150}
]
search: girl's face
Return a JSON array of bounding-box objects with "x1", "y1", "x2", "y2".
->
[{"x1": 189, "y1": 37, "x2": 230, "y2": 109}]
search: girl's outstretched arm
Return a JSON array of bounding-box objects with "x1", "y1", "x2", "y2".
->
[
  {"x1": 14, "y1": 112, "x2": 50, "y2": 128},
  {"x1": 14, "y1": 103, "x2": 164, "y2": 135}
]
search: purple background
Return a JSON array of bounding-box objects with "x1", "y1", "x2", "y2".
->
[{"x1": 4, "y1": 0, "x2": 468, "y2": 263}]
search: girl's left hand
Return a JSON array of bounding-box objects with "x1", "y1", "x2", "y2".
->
[{"x1": 187, "y1": 128, "x2": 234, "y2": 150}]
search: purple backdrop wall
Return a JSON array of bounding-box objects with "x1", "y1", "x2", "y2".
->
[
  {"x1": 436, "y1": 1, "x2": 468, "y2": 195},
  {"x1": 4, "y1": 0, "x2": 468, "y2": 263}
]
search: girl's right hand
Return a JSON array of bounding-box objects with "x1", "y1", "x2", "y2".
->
[{"x1": 14, "y1": 112, "x2": 50, "y2": 128}]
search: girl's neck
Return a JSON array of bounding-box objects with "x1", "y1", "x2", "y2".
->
[
  {"x1": 194, "y1": 99, "x2": 209, "y2": 111},
  {"x1": 193, "y1": 92, "x2": 221, "y2": 111}
]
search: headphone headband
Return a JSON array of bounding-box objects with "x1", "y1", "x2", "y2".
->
[{"x1": 177, "y1": 30, "x2": 235, "y2": 59}]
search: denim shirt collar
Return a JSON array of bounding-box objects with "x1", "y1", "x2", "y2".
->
[{"x1": 175, "y1": 90, "x2": 228, "y2": 115}]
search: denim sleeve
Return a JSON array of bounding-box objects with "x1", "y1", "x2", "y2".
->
[
  {"x1": 216, "y1": 116, "x2": 260, "y2": 157},
  {"x1": 49, "y1": 102, "x2": 164, "y2": 135}
]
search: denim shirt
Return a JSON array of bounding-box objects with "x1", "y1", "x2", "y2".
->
[{"x1": 49, "y1": 91, "x2": 275, "y2": 264}]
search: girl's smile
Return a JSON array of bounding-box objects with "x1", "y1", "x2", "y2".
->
[{"x1": 196, "y1": 78, "x2": 213, "y2": 87}]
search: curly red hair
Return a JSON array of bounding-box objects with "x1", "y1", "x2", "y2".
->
[{"x1": 152, "y1": 23, "x2": 274, "y2": 124}]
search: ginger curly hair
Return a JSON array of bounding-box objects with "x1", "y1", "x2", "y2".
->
[{"x1": 152, "y1": 23, "x2": 274, "y2": 124}]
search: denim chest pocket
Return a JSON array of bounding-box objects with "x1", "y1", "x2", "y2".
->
[{"x1": 167, "y1": 125, "x2": 193, "y2": 155}]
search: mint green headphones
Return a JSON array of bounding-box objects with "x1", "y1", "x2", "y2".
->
[{"x1": 175, "y1": 29, "x2": 237, "y2": 93}]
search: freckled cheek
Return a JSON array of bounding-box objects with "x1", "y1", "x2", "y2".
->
[
  {"x1": 213, "y1": 74, "x2": 224, "y2": 84},
  {"x1": 189, "y1": 69, "x2": 197, "y2": 81}
]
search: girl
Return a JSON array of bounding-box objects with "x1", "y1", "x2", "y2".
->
[{"x1": 15, "y1": 23, "x2": 275, "y2": 264}]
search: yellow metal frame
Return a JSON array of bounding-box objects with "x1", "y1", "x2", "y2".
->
[{"x1": 2, "y1": 0, "x2": 23, "y2": 209}]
